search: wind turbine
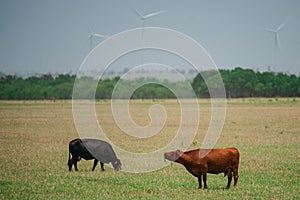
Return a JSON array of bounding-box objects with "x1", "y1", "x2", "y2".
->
[
  {"x1": 133, "y1": 9, "x2": 167, "y2": 65},
  {"x1": 265, "y1": 19, "x2": 289, "y2": 69},
  {"x1": 88, "y1": 25, "x2": 109, "y2": 47},
  {"x1": 134, "y1": 9, "x2": 167, "y2": 29},
  {"x1": 265, "y1": 19, "x2": 289, "y2": 48}
]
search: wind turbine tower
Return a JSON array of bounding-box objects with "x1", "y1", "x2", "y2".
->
[{"x1": 265, "y1": 19, "x2": 289, "y2": 70}]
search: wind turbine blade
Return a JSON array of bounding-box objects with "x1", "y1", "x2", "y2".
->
[
  {"x1": 87, "y1": 25, "x2": 93, "y2": 46},
  {"x1": 143, "y1": 10, "x2": 167, "y2": 19},
  {"x1": 133, "y1": 8, "x2": 144, "y2": 19},
  {"x1": 276, "y1": 18, "x2": 289, "y2": 32},
  {"x1": 265, "y1": 28, "x2": 276, "y2": 33},
  {"x1": 88, "y1": 25, "x2": 95, "y2": 45},
  {"x1": 88, "y1": 25, "x2": 93, "y2": 34},
  {"x1": 93, "y1": 33, "x2": 109, "y2": 38}
]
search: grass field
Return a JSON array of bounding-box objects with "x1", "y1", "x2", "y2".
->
[{"x1": 0, "y1": 98, "x2": 299, "y2": 199}]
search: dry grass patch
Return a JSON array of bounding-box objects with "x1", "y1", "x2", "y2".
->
[{"x1": 0, "y1": 99, "x2": 299, "y2": 199}]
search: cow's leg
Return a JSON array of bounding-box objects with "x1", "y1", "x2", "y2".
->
[
  {"x1": 74, "y1": 160, "x2": 78, "y2": 171},
  {"x1": 203, "y1": 172, "x2": 208, "y2": 190},
  {"x1": 198, "y1": 175, "x2": 202, "y2": 189},
  {"x1": 226, "y1": 170, "x2": 233, "y2": 189},
  {"x1": 92, "y1": 160, "x2": 98, "y2": 171},
  {"x1": 233, "y1": 167, "x2": 239, "y2": 189},
  {"x1": 100, "y1": 162, "x2": 105, "y2": 171},
  {"x1": 68, "y1": 159, "x2": 73, "y2": 171}
]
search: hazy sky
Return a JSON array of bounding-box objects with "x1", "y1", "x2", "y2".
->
[{"x1": 0, "y1": 0, "x2": 300, "y2": 75}]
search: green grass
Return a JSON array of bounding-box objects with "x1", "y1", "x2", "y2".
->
[{"x1": 0, "y1": 99, "x2": 299, "y2": 199}]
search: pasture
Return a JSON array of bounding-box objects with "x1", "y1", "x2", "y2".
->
[{"x1": 0, "y1": 99, "x2": 299, "y2": 199}]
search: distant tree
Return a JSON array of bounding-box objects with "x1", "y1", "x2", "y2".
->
[
  {"x1": 192, "y1": 73, "x2": 209, "y2": 98},
  {"x1": 192, "y1": 70, "x2": 223, "y2": 98}
]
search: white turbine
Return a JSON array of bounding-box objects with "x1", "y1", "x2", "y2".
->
[
  {"x1": 88, "y1": 25, "x2": 109, "y2": 47},
  {"x1": 265, "y1": 19, "x2": 289, "y2": 48},
  {"x1": 133, "y1": 9, "x2": 167, "y2": 65},
  {"x1": 134, "y1": 9, "x2": 167, "y2": 29},
  {"x1": 265, "y1": 18, "x2": 289, "y2": 69}
]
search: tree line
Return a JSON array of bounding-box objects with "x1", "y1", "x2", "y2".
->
[
  {"x1": 0, "y1": 67, "x2": 299, "y2": 100},
  {"x1": 193, "y1": 68, "x2": 300, "y2": 98}
]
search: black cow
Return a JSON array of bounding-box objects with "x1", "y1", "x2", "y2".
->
[{"x1": 68, "y1": 138, "x2": 121, "y2": 171}]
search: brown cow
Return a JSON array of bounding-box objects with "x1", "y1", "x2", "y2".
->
[{"x1": 164, "y1": 148, "x2": 239, "y2": 190}]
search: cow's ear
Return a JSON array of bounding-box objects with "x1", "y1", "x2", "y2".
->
[{"x1": 176, "y1": 149, "x2": 182, "y2": 156}]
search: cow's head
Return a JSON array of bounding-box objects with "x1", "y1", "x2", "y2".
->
[
  {"x1": 112, "y1": 159, "x2": 122, "y2": 171},
  {"x1": 164, "y1": 149, "x2": 183, "y2": 162}
]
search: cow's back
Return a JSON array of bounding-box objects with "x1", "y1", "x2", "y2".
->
[
  {"x1": 69, "y1": 138, "x2": 95, "y2": 160},
  {"x1": 204, "y1": 148, "x2": 239, "y2": 174},
  {"x1": 81, "y1": 139, "x2": 117, "y2": 163}
]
